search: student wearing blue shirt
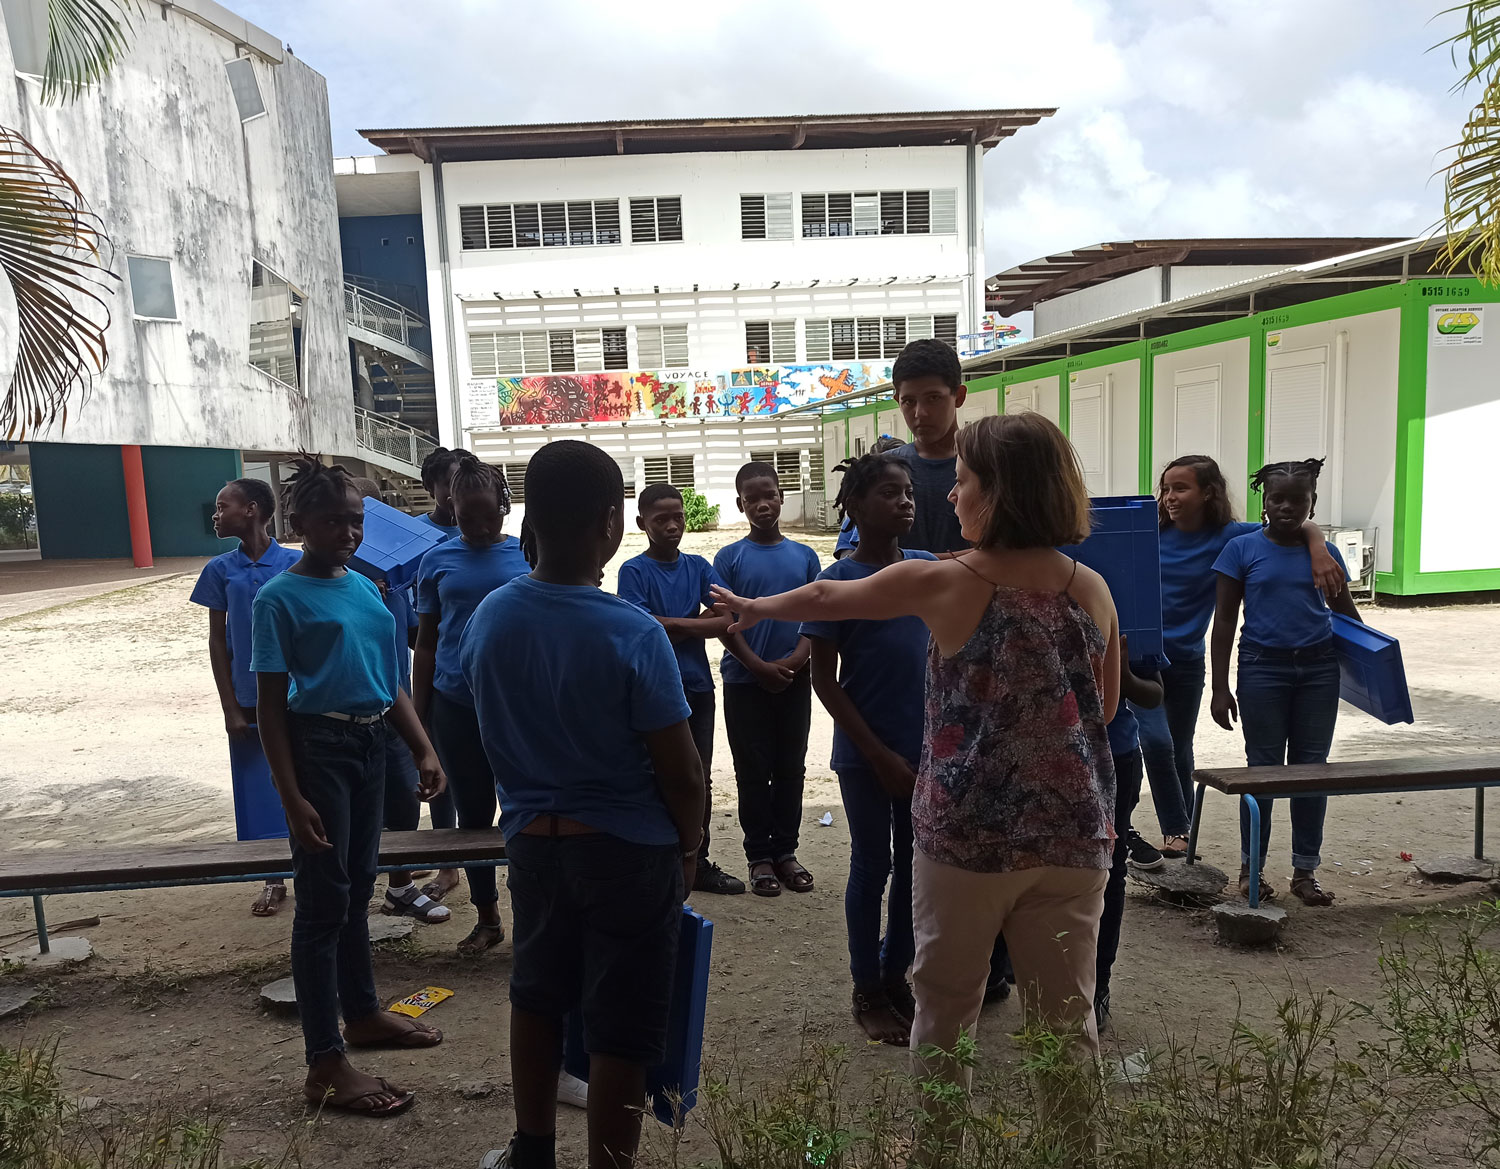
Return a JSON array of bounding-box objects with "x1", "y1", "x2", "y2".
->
[
  {"x1": 462, "y1": 441, "x2": 704, "y2": 1169},
  {"x1": 617, "y1": 484, "x2": 744, "y2": 896},
  {"x1": 801, "y1": 451, "x2": 935, "y2": 1046},
  {"x1": 1210, "y1": 458, "x2": 1362, "y2": 908},
  {"x1": 190, "y1": 477, "x2": 302, "y2": 917},
  {"x1": 1137, "y1": 455, "x2": 1341, "y2": 862},
  {"x1": 413, "y1": 454, "x2": 528, "y2": 953},
  {"x1": 348, "y1": 477, "x2": 450, "y2": 925},
  {"x1": 714, "y1": 461, "x2": 823, "y2": 897},
  {"x1": 251, "y1": 459, "x2": 447, "y2": 1119},
  {"x1": 1095, "y1": 643, "x2": 1163, "y2": 1034},
  {"x1": 417, "y1": 446, "x2": 464, "y2": 540}
]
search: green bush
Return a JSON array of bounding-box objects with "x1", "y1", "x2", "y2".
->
[
  {"x1": 0, "y1": 493, "x2": 34, "y2": 549},
  {"x1": 682, "y1": 486, "x2": 719, "y2": 533}
]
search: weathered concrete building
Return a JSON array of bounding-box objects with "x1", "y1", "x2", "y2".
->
[{"x1": 0, "y1": 0, "x2": 361, "y2": 558}]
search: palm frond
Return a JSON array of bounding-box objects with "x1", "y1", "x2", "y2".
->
[
  {"x1": 1436, "y1": 3, "x2": 1500, "y2": 281},
  {"x1": 40, "y1": 0, "x2": 137, "y2": 105},
  {"x1": 0, "y1": 127, "x2": 116, "y2": 439}
]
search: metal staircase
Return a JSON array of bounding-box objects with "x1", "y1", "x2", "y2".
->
[{"x1": 344, "y1": 277, "x2": 441, "y2": 483}]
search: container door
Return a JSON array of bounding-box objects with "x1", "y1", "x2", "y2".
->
[
  {"x1": 1173, "y1": 363, "x2": 1222, "y2": 460},
  {"x1": 821, "y1": 418, "x2": 845, "y2": 495},
  {"x1": 1265, "y1": 345, "x2": 1330, "y2": 466},
  {"x1": 1005, "y1": 385, "x2": 1035, "y2": 415},
  {"x1": 1070, "y1": 376, "x2": 1109, "y2": 495}
]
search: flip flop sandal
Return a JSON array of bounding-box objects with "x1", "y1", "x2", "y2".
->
[
  {"x1": 306, "y1": 1077, "x2": 415, "y2": 1118},
  {"x1": 773, "y1": 855, "x2": 814, "y2": 893},
  {"x1": 749, "y1": 862, "x2": 781, "y2": 897},
  {"x1": 345, "y1": 1019, "x2": 444, "y2": 1050},
  {"x1": 251, "y1": 884, "x2": 286, "y2": 917},
  {"x1": 457, "y1": 923, "x2": 505, "y2": 955},
  {"x1": 383, "y1": 887, "x2": 452, "y2": 923}
]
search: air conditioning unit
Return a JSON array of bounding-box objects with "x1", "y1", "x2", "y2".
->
[{"x1": 1325, "y1": 526, "x2": 1376, "y2": 597}]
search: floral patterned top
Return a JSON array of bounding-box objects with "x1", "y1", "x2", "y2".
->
[{"x1": 914, "y1": 579, "x2": 1116, "y2": 874}]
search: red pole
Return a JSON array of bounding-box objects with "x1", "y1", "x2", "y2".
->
[{"x1": 120, "y1": 444, "x2": 153, "y2": 569}]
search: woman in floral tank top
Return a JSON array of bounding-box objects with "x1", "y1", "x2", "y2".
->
[{"x1": 713, "y1": 413, "x2": 1120, "y2": 1147}]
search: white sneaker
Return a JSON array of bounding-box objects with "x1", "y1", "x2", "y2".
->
[{"x1": 557, "y1": 1070, "x2": 589, "y2": 1109}]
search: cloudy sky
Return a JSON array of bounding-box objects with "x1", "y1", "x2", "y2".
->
[{"x1": 241, "y1": 0, "x2": 1474, "y2": 275}]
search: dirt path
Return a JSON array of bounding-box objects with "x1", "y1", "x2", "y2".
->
[{"x1": 1, "y1": 533, "x2": 1497, "y2": 1167}]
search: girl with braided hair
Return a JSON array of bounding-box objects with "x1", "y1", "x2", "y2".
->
[
  {"x1": 250, "y1": 456, "x2": 447, "y2": 1116},
  {"x1": 413, "y1": 453, "x2": 528, "y2": 952},
  {"x1": 1209, "y1": 457, "x2": 1364, "y2": 907}
]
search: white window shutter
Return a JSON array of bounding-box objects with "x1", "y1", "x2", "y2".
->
[
  {"x1": 495, "y1": 333, "x2": 523, "y2": 375},
  {"x1": 1173, "y1": 365, "x2": 1221, "y2": 459},
  {"x1": 521, "y1": 331, "x2": 549, "y2": 375},
  {"x1": 663, "y1": 324, "x2": 690, "y2": 367},
  {"x1": 766, "y1": 193, "x2": 793, "y2": 240},
  {"x1": 770, "y1": 320, "x2": 795, "y2": 364},
  {"x1": 1069, "y1": 380, "x2": 1108, "y2": 494},
  {"x1": 574, "y1": 329, "x2": 604, "y2": 372},
  {"x1": 853, "y1": 193, "x2": 880, "y2": 236},
  {"x1": 1265, "y1": 348, "x2": 1329, "y2": 466},
  {"x1": 468, "y1": 332, "x2": 496, "y2": 377},
  {"x1": 931, "y1": 189, "x2": 957, "y2": 234},
  {"x1": 805, "y1": 319, "x2": 831, "y2": 362},
  {"x1": 638, "y1": 326, "x2": 663, "y2": 370},
  {"x1": 907, "y1": 315, "x2": 934, "y2": 340}
]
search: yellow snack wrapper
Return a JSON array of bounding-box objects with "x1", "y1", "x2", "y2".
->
[{"x1": 388, "y1": 986, "x2": 454, "y2": 1018}]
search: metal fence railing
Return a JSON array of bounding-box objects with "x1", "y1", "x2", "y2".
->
[
  {"x1": 345, "y1": 281, "x2": 428, "y2": 353},
  {"x1": 354, "y1": 406, "x2": 438, "y2": 473}
]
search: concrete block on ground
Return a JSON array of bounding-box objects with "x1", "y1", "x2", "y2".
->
[
  {"x1": 367, "y1": 916, "x2": 414, "y2": 943},
  {"x1": 2, "y1": 937, "x2": 92, "y2": 968},
  {"x1": 1415, "y1": 855, "x2": 1494, "y2": 882},
  {"x1": 1128, "y1": 859, "x2": 1228, "y2": 907},
  {"x1": 1213, "y1": 902, "x2": 1287, "y2": 946},
  {"x1": 0, "y1": 985, "x2": 39, "y2": 1018},
  {"x1": 260, "y1": 976, "x2": 298, "y2": 1017}
]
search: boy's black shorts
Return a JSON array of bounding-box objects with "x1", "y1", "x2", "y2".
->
[{"x1": 506, "y1": 831, "x2": 683, "y2": 1065}]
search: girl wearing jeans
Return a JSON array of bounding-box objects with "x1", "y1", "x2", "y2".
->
[
  {"x1": 1210, "y1": 457, "x2": 1362, "y2": 906},
  {"x1": 801, "y1": 451, "x2": 935, "y2": 1046},
  {"x1": 714, "y1": 413, "x2": 1119, "y2": 1153},
  {"x1": 252, "y1": 458, "x2": 447, "y2": 1117},
  {"x1": 1137, "y1": 455, "x2": 1341, "y2": 859}
]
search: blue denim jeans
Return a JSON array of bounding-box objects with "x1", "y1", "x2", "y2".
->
[
  {"x1": 1096, "y1": 748, "x2": 1143, "y2": 1001},
  {"x1": 287, "y1": 713, "x2": 386, "y2": 1064},
  {"x1": 1132, "y1": 657, "x2": 1206, "y2": 838},
  {"x1": 836, "y1": 766, "x2": 914, "y2": 988},
  {"x1": 1235, "y1": 641, "x2": 1340, "y2": 870}
]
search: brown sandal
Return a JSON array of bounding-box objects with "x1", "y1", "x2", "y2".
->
[
  {"x1": 749, "y1": 862, "x2": 781, "y2": 897},
  {"x1": 305, "y1": 1076, "x2": 415, "y2": 1117},
  {"x1": 773, "y1": 855, "x2": 814, "y2": 893},
  {"x1": 852, "y1": 986, "x2": 910, "y2": 1047},
  {"x1": 1290, "y1": 873, "x2": 1335, "y2": 907},
  {"x1": 1237, "y1": 867, "x2": 1276, "y2": 903}
]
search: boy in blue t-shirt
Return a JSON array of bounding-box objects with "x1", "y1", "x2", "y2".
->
[
  {"x1": 617, "y1": 484, "x2": 744, "y2": 896},
  {"x1": 190, "y1": 477, "x2": 301, "y2": 917},
  {"x1": 1095, "y1": 641, "x2": 1164, "y2": 1033},
  {"x1": 461, "y1": 441, "x2": 704, "y2": 1169},
  {"x1": 714, "y1": 461, "x2": 823, "y2": 897}
]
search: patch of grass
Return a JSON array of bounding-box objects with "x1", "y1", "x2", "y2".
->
[{"x1": 116, "y1": 959, "x2": 190, "y2": 1012}]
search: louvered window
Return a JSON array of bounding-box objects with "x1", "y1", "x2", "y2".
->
[
  {"x1": 469, "y1": 327, "x2": 628, "y2": 376},
  {"x1": 457, "y1": 200, "x2": 621, "y2": 250},
  {"x1": 744, "y1": 320, "x2": 795, "y2": 364},
  {"x1": 801, "y1": 189, "x2": 957, "y2": 237},
  {"x1": 637, "y1": 324, "x2": 690, "y2": 369},
  {"x1": 805, "y1": 315, "x2": 959, "y2": 362},
  {"x1": 504, "y1": 463, "x2": 528, "y2": 503},
  {"x1": 630, "y1": 196, "x2": 683, "y2": 243},
  {"x1": 741, "y1": 193, "x2": 793, "y2": 240},
  {"x1": 750, "y1": 449, "x2": 809, "y2": 491},
  {"x1": 643, "y1": 455, "x2": 696, "y2": 488}
]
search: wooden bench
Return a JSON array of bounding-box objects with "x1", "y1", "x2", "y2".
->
[
  {"x1": 1185, "y1": 753, "x2": 1500, "y2": 907},
  {"x1": 0, "y1": 829, "x2": 507, "y2": 955}
]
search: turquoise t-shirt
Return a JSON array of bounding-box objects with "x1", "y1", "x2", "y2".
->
[{"x1": 250, "y1": 570, "x2": 399, "y2": 716}]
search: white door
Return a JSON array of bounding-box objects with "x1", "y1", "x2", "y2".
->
[
  {"x1": 848, "y1": 413, "x2": 876, "y2": 460},
  {"x1": 1070, "y1": 377, "x2": 1109, "y2": 495},
  {"x1": 821, "y1": 420, "x2": 845, "y2": 495},
  {"x1": 1173, "y1": 364, "x2": 1222, "y2": 460},
  {"x1": 1265, "y1": 346, "x2": 1329, "y2": 467},
  {"x1": 1005, "y1": 386, "x2": 1035, "y2": 415}
]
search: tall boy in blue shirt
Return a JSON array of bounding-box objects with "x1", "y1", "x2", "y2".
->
[
  {"x1": 618, "y1": 484, "x2": 744, "y2": 896},
  {"x1": 714, "y1": 461, "x2": 823, "y2": 897},
  {"x1": 462, "y1": 441, "x2": 705, "y2": 1169}
]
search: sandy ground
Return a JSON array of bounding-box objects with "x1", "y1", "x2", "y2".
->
[{"x1": 1, "y1": 530, "x2": 1498, "y2": 1167}]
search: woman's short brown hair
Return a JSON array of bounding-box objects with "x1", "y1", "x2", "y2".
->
[{"x1": 955, "y1": 413, "x2": 1092, "y2": 549}]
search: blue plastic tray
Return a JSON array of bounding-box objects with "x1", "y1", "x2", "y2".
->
[
  {"x1": 565, "y1": 905, "x2": 714, "y2": 1125},
  {"x1": 1330, "y1": 613, "x2": 1414, "y2": 725},
  {"x1": 1061, "y1": 496, "x2": 1165, "y2": 665},
  {"x1": 350, "y1": 496, "x2": 447, "y2": 592},
  {"x1": 227, "y1": 732, "x2": 288, "y2": 842}
]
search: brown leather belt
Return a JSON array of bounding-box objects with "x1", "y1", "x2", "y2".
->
[{"x1": 519, "y1": 814, "x2": 599, "y2": 837}]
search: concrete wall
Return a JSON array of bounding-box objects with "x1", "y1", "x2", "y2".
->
[
  {"x1": 0, "y1": 1, "x2": 351, "y2": 456},
  {"x1": 339, "y1": 214, "x2": 428, "y2": 304}
]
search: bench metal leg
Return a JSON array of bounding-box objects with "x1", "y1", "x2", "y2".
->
[
  {"x1": 1185, "y1": 782, "x2": 1207, "y2": 866},
  {"x1": 1243, "y1": 795, "x2": 1262, "y2": 909},
  {"x1": 32, "y1": 895, "x2": 48, "y2": 955},
  {"x1": 1477, "y1": 788, "x2": 1486, "y2": 861}
]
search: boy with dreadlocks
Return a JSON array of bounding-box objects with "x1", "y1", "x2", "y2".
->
[
  {"x1": 1209, "y1": 457, "x2": 1363, "y2": 907},
  {"x1": 800, "y1": 450, "x2": 935, "y2": 1045},
  {"x1": 251, "y1": 457, "x2": 447, "y2": 1116},
  {"x1": 462, "y1": 441, "x2": 704, "y2": 1169}
]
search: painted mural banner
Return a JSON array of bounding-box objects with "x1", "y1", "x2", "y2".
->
[{"x1": 464, "y1": 362, "x2": 895, "y2": 427}]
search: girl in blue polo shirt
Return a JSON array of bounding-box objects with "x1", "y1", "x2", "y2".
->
[
  {"x1": 417, "y1": 447, "x2": 463, "y2": 540},
  {"x1": 250, "y1": 458, "x2": 447, "y2": 1117},
  {"x1": 190, "y1": 477, "x2": 301, "y2": 917},
  {"x1": 413, "y1": 453, "x2": 528, "y2": 953},
  {"x1": 801, "y1": 451, "x2": 934, "y2": 1046},
  {"x1": 1210, "y1": 457, "x2": 1363, "y2": 907},
  {"x1": 1139, "y1": 455, "x2": 1341, "y2": 861}
]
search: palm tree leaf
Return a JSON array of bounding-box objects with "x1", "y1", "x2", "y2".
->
[
  {"x1": 0, "y1": 127, "x2": 116, "y2": 439},
  {"x1": 40, "y1": 0, "x2": 137, "y2": 105},
  {"x1": 1436, "y1": 1, "x2": 1500, "y2": 85}
]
